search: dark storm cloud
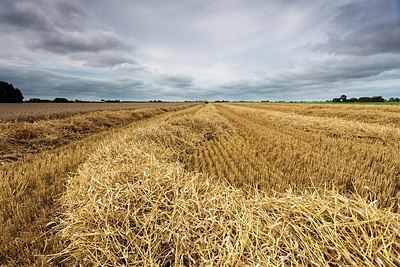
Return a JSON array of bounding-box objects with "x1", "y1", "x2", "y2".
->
[
  {"x1": 0, "y1": 0, "x2": 134, "y2": 54},
  {"x1": 314, "y1": 0, "x2": 400, "y2": 55},
  {"x1": 156, "y1": 75, "x2": 195, "y2": 88}
]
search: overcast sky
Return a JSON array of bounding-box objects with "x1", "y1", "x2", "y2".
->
[{"x1": 0, "y1": 0, "x2": 399, "y2": 101}]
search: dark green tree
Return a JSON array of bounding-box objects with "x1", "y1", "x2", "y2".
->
[
  {"x1": 371, "y1": 96, "x2": 384, "y2": 102},
  {"x1": 53, "y1": 97, "x2": 70, "y2": 103},
  {"x1": 359, "y1": 97, "x2": 372, "y2": 102},
  {"x1": 0, "y1": 81, "x2": 24, "y2": 103}
]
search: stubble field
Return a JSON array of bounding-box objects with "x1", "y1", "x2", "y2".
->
[
  {"x1": 0, "y1": 102, "x2": 399, "y2": 266},
  {"x1": 0, "y1": 102, "x2": 186, "y2": 122}
]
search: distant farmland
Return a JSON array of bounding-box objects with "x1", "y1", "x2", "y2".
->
[
  {"x1": 0, "y1": 103, "x2": 399, "y2": 266},
  {"x1": 0, "y1": 102, "x2": 187, "y2": 122}
]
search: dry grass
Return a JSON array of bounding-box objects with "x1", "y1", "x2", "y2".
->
[
  {"x1": 54, "y1": 105, "x2": 400, "y2": 266},
  {"x1": 234, "y1": 102, "x2": 400, "y2": 127},
  {"x1": 189, "y1": 104, "x2": 400, "y2": 209},
  {"x1": 0, "y1": 104, "x2": 200, "y2": 266},
  {"x1": 0, "y1": 104, "x2": 194, "y2": 163},
  {"x1": 1, "y1": 103, "x2": 399, "y2": 266},
  {"x1": 0, "y1": 102, "x2": 186, "y2": 122}
]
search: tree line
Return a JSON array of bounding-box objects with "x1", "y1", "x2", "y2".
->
[
  {"x1": 332, "y1": 95, "x2": 400, "y2": 103},
  {"x1": 2, "y1": 80, "x2": 400, "y2": 103}
]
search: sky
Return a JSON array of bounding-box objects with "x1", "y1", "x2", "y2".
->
[{"x1": 0, "y1": 0, "x2": 399, "y2": 101}]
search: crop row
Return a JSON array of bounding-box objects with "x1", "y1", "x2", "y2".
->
[
  {"x1": 187, "y1": 104, "x2": 400, "y2": 209},
  {"x1": 234, "y1": 102, "x2": 400, "y2": 126}
]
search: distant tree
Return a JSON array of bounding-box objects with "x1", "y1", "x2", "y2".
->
[
  {"x1": 332, "y1": 98, "x2": 341, "y2": 102},
  {"x1": 0, "y1": 81, "x2": 23, "y2": 102},
  {"x1": 340, "y1": 94, "x2": 347, "y2": 102},
  {"x1": 53, "y1": 97, "x2": 70, "y2": 103},
  {"x1": 359, "y1": 97, "x2": 372, "y2": 102},
  {"x1": 28, "y1": 98, "x2": 52, "y2": 103},
  {"x1": 371, "y1": 96, "x2": 385, "y2": 102},
  {"x1": 348, "y1": 97, "x2": 358, "y2": 102}
]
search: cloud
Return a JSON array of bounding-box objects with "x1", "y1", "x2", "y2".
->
[
  {"x1": 0, "y1": 65, "x2": 149, "y2": 100},
  {"x1": 71, "y1": 52, "x2": 139, "y2": 68},
  {"x1": 156, "y1": 74, "x2": 195, "y2": 88},
  {"x1": 313, "y1": 0, "x2": 400, "y2": 55},
  {"x1": 0, "y1": 1, "x2": 50, "y2": 31},
  {"x1": 268, "y1": 54, "x2": 400, "y2": 83},
  {"x1": 0, "y1": 0, "x2": 134, "y2": 54},
  {"x1": 32, "y1": 29, "x2": 133, "y2": 54},
  {"x1": 209, "y1": 54, "x2": 400, "y2": 100}
]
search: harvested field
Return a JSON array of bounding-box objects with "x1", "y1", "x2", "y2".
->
[
  {"x1": 0, "y1": 102, "x2": 187, "y2": 122},
  {"x1": 188, "y1": 104, "x2": 400, "y2": 208},
  {"x1": 1, "y1": 103, "x2": 399, "y2": 266},
  {"x1": 0, "y1": 104, "x2": 201, "y2": 265},
  {"x1": 0, "y1": 104, "x2": 195, "y2": 163},
  {"x1": 234, "y1": 102, "x2": 400, "y2": 126}
]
